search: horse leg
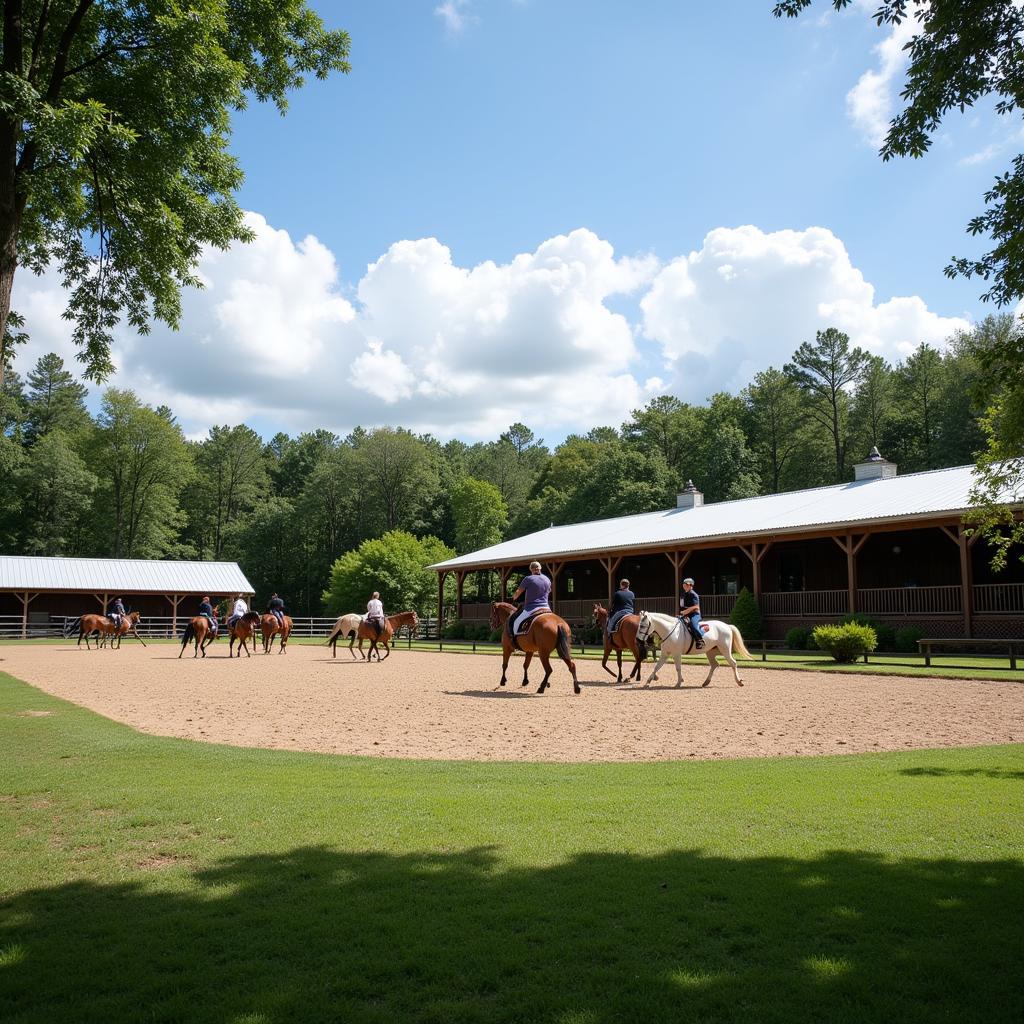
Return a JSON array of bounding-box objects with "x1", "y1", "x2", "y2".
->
[
  {"x1": 674, "y1": 654, "x2": 684, "y2": 688},
  {"x1": 556, "y1": 628, "x2": 580, "y2": 694},
  {"x1": 380, "y1": 635, "x2": 390, "y2": 661},
  {"x1": 645, "y1": 649, "x2": 667, "y2": 686},
  {"x1": 601, "y1": 637, "x2": 615, "y2": 678},
  {"x1": 616, "y1": 648, "x2": 624, "y2": 685},
  {"x1": 521, "y1": 651, "x2": 533, "y2": 688},
  {"x1": 537, "y1": 650, "x2": 553, "y2": 694},
  {"x1": 500, "y1": 639, "x2": 510, "y2": 687},
  {"x1": 630, "y1": 644, "x2": 642, "y2": 681},
  {"x1": 700, "y1": 651, "x2": 718, "y2": 687}
]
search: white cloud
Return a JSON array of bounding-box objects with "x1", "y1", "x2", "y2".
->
[
  {"x1": 846, "y1": 8, "x2": 921, "y2": 147},
  {"x1": 640, "y1": 225, "x2": 969, "y2": 401},
  {"x1": 11, "y1": 218, "x2": 969, "y2": 440},
  {"x1": 434, "y1": 0, "x2": 474, "y2": 33}
]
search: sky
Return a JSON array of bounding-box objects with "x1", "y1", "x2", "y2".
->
[{"x1": 11, "y1": 0, "x2": 1019, "y2": 444}]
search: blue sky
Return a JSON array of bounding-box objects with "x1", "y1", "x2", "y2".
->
[{"x1": 13, "y1": 0, "x2": 1015, "y2": 442}]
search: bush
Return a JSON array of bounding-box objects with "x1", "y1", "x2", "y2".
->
[
  {"x1": 443, "y1": 621, "x2": 466, "y2": 640},
  {"x1": 874, "y1": 623, "x2": 896, "y2": 651},
  {"x1": 805, "y1": 630, "x2": 819, "y2": 651},
  {"x1": 729, "y1": 587, "x2": 763, "y2": 642},
  {"x1": 811, "y1": 623, "x2": 878, "y2": 663},
  {"x1": 895, "y1": 625, "x2": 924, "y2": 653},
  {"x1": 489, "y1": 628, "x2": 503, "y2": 642},
  {"x1": 785, "y1": 627, "x2": 809, "y2": 650}
]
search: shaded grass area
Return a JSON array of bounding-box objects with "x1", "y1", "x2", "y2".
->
[{"x1": 1, "y1": 672, "x2": 1023, "y2": 1023}]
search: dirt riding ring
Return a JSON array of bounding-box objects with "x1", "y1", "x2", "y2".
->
[{"x1": 2, "y1": 643, "x2": 1022, "y2": 763}]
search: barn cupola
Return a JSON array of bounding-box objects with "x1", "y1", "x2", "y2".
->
[
  {"x1": 676, "y1": 480, "x2": 704, "y2": 509},
  {"x1": 854, "y1": 446, "x2": 898, "y2": 481}
]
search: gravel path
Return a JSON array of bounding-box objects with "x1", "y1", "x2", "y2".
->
[{"x1": 2, "y1": 643, "x2": 1021, "y2": 762}]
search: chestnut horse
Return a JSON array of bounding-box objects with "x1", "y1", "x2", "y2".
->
[
  {"x1": 261, "y1": 614, "x2": 293, "y2": 654},
  {"x1": 178, "y1": 615, "x2": 218, "y2": 659},
  {"x1": 489, "y1": 602, "x2": 580, "y2": 695},
  {"x1": 360, "y1": 610, "x2": 419, "y2": 662},
  {"x1": 226, "y1": 610, "x2": 263, "y2": 658},
  {"x1": 593, "y1": 604, "x2": 649, "y2": 684},
  {"x1": 71, "y1": 611, "x2": 142, "y2": 650}
]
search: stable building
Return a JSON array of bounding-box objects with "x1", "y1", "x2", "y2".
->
[
  {"x1": 430, "y1": 453, "x2": 1024, "y2": 640},
  {"x1": 0, "y1": 556, "x2": 255, "y2": 637}
]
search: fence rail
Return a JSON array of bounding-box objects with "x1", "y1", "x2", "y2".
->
[
  {"x1": 973, "y1": 582, "x2": 1024, "y2": 615},
  {"x1": 856, "y1": 585, "x2": 962, "y2": 617},
  {"x1": 760, "y1": 590, "x2": 848, "y2": 617}
]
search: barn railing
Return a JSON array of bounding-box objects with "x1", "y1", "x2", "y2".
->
[
  {"x1": 760, "y1": 590, "x2": 848, "y2": 617},
  {"x1": 973, "y1": 582, "x2": 1024, "y2": 615},
  {"x1": 856, "y1": 585, "x2": 961, "y2": 616}
]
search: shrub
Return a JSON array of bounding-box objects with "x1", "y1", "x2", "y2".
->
[
  {"x1": 895, "y1": 625, "x2": 924, "y2": 653},
  {"x1": 489, "y1": 628, "x2": 503, "y2": 642},
  {"x1": 811, "y1": 623, "x2": 877, "y2": 663},
  {"x1": 729, "y1": 587, "x2": 763, "y2": 642},
  {"x1": 805, "y1": 630, "x2": 819, "y2": 651},
  {"x1": 443, "y1": 621, "x2": 466, "y2": 640},
  {"x1": 873, "y1": 623, "x2": 896, "y2": 651},
  {"x1": 785, "y1": 627, "x2": 809, "y2": 650}
]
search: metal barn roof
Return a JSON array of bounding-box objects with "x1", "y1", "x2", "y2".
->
[
  {"x1": 0, "y1": 556, "x2": 254, "y2": 595},
  {"x1": 431, "y1": 464, "x2": 1003, "y2": 571}
]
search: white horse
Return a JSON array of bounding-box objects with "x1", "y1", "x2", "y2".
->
[
  {"x1": 641, "y1": 611, "x2": 752, "y2": 688},
  {"x1": 325, "y1": 612, "x2": 367, "y2": 659}
]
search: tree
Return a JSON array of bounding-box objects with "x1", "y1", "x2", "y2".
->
[
  {"x1": 450, "y1": 476, "x2": 508, "y2": 554},
  {"x1": 852, "y1": 355, "x2": 894, "y2": 454},
  {"x1": 356, "y1": 428, "x2": 440, "y2": 533},
  {"x1": 14, "y1": 429, "x2": 96, "y2": 553},
  {"x1": 894, "y1": 343, "x2": 946, "y2": 471},
  {"x1": 88, "y1": 388, "x2": 192, "y2": 557},
  {"x1": 23, "y1": 352, "x2": 90, "y2": 444},
  {"x1": 322, "y1": 530, "x2": 455, "y2": 617},
  {"x1": 225, "y1": 496, "x2": 305, "y2": 612},
  {"x1": 466, "y1": 423, "x2": 549, "y2": 513},
  {"x1": 0, "y1": 1, "x2": 350, "y2": 386},
  {"x1": 784, "y1": 328, "x2": 869, "y2": 482},
  {"x1": 743, "y1": 368, "x2": 807, "y2": 493},
  {"x1": 623, "y1": 395, "x2": 687, "y2": 470},
  {"x1": 0, "y1": 431, "x2": 24, "y2": 547},
  {"x1": 773, "y1": 1, "x2": 1024, "y2": 307}
]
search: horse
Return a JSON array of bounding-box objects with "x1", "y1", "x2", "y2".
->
[
  {"x1": 69, "y1": 611, "x2": 142, "y2": 650},
  {"x1": 593, "y1": 604, "x2": 650, "y2": 684},
  {"x1": 178, "y1": 615, "x2": 218, "y2": 659},
  {"x1": 360, "y1": 610, "x2": 419, "y2": 662},
  {"x1": 325, "y1": 612, "x2": 368, "y2": 659},
  {"x1": 226, "y1": 610, "x2": 263, "y2": 658},
  {"x1": 640, "y1": 611, "x2": 752, "y2": 688},
  {"x1": 489, "y1": 601, "x2": 580, "y2": 695},
  {"x1": 261, "y1": 613, "x2": 293, "y2": 654}
]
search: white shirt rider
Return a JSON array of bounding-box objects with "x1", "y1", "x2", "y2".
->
[
  {"x1": 232, "y1": 598, "x2": 248, "y2": 619},
  {"x1": 366, "y1": 597, "x2": 384, "y2": 619}
]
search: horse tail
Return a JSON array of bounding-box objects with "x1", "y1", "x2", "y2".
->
[
  {"x1": 556, "y1": 623, "x2": 572, "y2": 664},
  {"x1": 324, "y1": 624, "x2": 342, "y2": 647},
  {"x1": 730, "y1": 625, "x2": 752, "y2": 660},
  {"x1": 181, "y1": 622, "x2": 194, "y2": 647}
]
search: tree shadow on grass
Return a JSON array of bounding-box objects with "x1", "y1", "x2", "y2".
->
[
  {"x1": 1, "y1": 846, "x2": 1022, "y2": 1024},
  {"x1": 899, "y1": 766, "x2": 1024, "y2": 780}
]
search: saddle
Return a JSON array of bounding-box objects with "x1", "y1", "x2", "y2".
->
[{"x1": 507, "y1": 609, "x2": 544, "y2": 648}]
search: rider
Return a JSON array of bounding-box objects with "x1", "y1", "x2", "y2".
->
[
  {"x1": 107, "y1": 596, "x2": 125, "y2": 628},
  {"x1": 510, "y1": 561, "x2": 551, "y2": 639},
  {"x1": 198, "y1": 595, "x2": 218, "y2": 635},
  {"x1": 267, "y1": 592, "x2": 285, "y2": 627},
  {"x1": 607, "y1": 578, "x2": 636, "y2": 636},
  {"x1": 680, "y1": 577, "x2": 704, "y2": 650},
  {"x1": 227, "y1": 595, "x2": 248, "y2": 628},
  {"x1": 366, "y1": 591, "x2": 385, "y2": 638}
]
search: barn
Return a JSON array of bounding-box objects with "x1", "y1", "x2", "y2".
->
[
  {"x1": 431, "y1": 452, "x2": 1024, "y2": 640},
  {"x1": 0, "y1": 556, "x2": 255, "y2": 637}
]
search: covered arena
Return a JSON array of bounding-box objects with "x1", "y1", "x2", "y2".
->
[
  {"x1": 432, "y1": 454, "x2": 1024, "y2": 641},
  {"x1": 0, "y1": 556, "x2": 255, "y2": 638},
  {"x1": 1, "y1": 643, "x2": 1020, "y2": 763}
]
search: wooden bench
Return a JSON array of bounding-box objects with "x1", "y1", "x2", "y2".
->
[{"x1": 918, "y1": 637, "x2": 1023, "y2": 670}]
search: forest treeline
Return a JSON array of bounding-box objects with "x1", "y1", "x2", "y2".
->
[{"x1": 0, "y1": 320, "x2": 1007, "y2": 614}]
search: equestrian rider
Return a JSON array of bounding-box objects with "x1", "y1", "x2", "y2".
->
[
  {"x1": 198, "y1": 595, "x2": 218, "y2": 635},
  {"x1": 267, "y1": 592, "x2": 285, "y2": 627},
  {"x1": 511, "y1": 561, "x2": 551, "y2": 638},
  {"x1": 607, "y1": 578, "x2": 636, "y2": 636},
  {"x1": 107, "y1": 596, "x2": 125, "y2": 628},
  {"x1": 227, "y1": 595, "x2": 248, "y2": 628},
  {"x1": 680, "y1": 577, "x2": 705, "y2": 650},
  {"x1": 366, "y1": 592, "x2": 386, "y2": 638}
]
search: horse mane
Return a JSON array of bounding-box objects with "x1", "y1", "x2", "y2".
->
[{"x1": 388, "y1": 610, "x2": 417, "y2": 625}]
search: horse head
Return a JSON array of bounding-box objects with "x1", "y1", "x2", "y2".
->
[
  {"x1": 243, "y1": 610, "x2": 261, "y2": 624},
  {"x1": 489, "y1": 602, "x2": 503, "y2": 631},
  {"x1": 592, "y1": 604, "x2": 607, "y2": 624},
  {"x1": 126, "y1": 611, "x2": 141, "y2": 625}
]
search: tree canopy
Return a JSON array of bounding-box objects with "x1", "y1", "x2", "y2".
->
[{"x1": 0, "y1": 0, "x2": 350, "y2": 383}]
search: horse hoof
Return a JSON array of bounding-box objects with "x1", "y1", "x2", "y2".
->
[
  {"x1": 702, "y1": 681, "x2": 710, "y2": 688},
  {"x1": 737, "y1": 680, "x2": 744, "y2": 687}
]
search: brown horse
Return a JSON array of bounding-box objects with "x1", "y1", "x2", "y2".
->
[
  {"x1": 261, "y1": 613, "x2": 293, "y2": 654},
  {"x1": 359, "y1": 610, "x2": 419, "y2": 662},
  {"x1": 226, "y1": 610, "x2": 263, "y2": 658},
  {"x1": 593, "y1": 604, "x2": 649, "y2": 684},
  {"x1": 178, "y1": 615, "x2": 218, "y2": 658},
  {"x1": 71, "y1": 611, "x2": 142, "y2": 650},
  {"x1": 489, "y1": 602, "x2": 580, "y2": 695}
]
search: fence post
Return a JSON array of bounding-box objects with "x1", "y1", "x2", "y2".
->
[
  {"x1": 761, "y1": 640, "x2": 767, "y2": 662},
  {"x1": 1010, "y1": 643, "x2": 1017, "y2": 672}
]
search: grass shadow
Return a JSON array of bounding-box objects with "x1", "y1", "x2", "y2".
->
[
  {"x1": 1, "y1": 845, "x2": 1022, "y2": 1023},
  {"x1": 899, "y1": 766, "x2": 1024, "y2": 780}
]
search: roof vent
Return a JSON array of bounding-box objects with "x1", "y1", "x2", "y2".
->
[
  {"x1": 676, "y1": 480, "x2": 704, "y2": 509},
  {"x1": 854, "y1": 446, "x2": 897, "y2": 481}
]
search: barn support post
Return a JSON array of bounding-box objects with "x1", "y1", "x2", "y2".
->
[
  {"x1": 437, "y1": 570, "x2": 448, "y2": 637},
  {"x1": 499, "y1": 566, "x2": 510, "y2": 601},
  {"x1": 600, "y1": 554, "x2": 623, "y2": 607},
  {"x1": 547, "y1": 562, "x2": 563, "y2": 611},
  {"x1": 664, "y1": 550, "x2": 691, "y2": 612},
  {"x1": 941, "y1": 524, "x2": 976, "y2": 637},
  {"x1": 831, "y1": 534, "x2": 868, "y2": 615},
  {"x1": 455, "y1": 571, "x2": 466, "y2": 622},
  {"x1": 17, "y1": 591, "x2": 37, "y2": 639},
  {"x1": 167, "y1": 594, "x2": 182, "y2": 638}
]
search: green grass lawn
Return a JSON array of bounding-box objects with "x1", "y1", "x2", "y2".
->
[{"x1": 1, "y1": 676, "x2": 1022, "y2": 1022}]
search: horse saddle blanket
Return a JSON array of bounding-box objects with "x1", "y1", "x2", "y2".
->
[{"x1": 510, "y1": 611, "x2": 545, "y2": 636}]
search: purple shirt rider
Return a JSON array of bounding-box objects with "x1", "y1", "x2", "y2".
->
[{"x1": 520, "y1": 572, "x2": 551, "y2": 614}]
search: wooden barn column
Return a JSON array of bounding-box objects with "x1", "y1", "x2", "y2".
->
[
  {"x1": 599, "y1": 554, "x2": 623, "y2": 607},
  {"x1": 664, "y1": 550, "x2": 691, "y2": 611},
  {"x1": 831, "y1": 534, "x2": 868, "y2": 615},
  {"x1": 738, "y1": 541, "x2": 772, "y2": 601},
  {"x1": 547, "y1": 561, "x2": 564, "y2": 611},
  {"x1": 17, "y1": 592, "x2": 38, "y2": 639},
  {"x1": 167, "y1": 594, "x2": 182, "y2": 638},
  {"x1": 455, "y1": 571, "x2": 466, "y2": 621},
  {"x1": 941, "y1": 524, "x2": 978, "y2": 637},
  {"x1": 499, "y1": 567, "x2": 510, "y2": 601}
]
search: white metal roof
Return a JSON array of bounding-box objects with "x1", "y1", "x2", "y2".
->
[
  {"x1": 431, "y1": 464, "x2": 1005, "y2": 571},
  {"x1": 0, "y1": 556, "x2": 255, "y2": 594}
]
